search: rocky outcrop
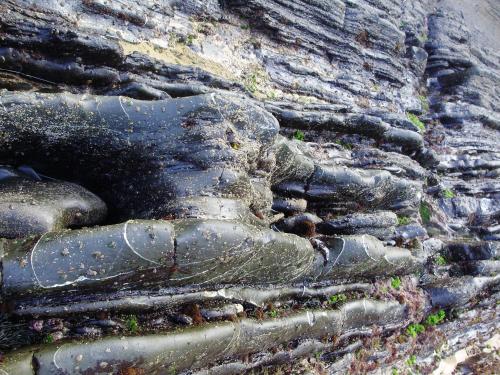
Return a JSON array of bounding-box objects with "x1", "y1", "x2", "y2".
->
[
  {"x1": 0, "y1": 167, "x2": 106, "y2": 238},
  {"x1": 0, "y1": 0, "x2": 498, "y2": 374}
]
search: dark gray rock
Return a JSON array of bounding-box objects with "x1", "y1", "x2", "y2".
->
[
  {"x1": 0, "y1": 0, "x2": 498, "y2": 373},
  {"x1": 0, "y1": 92, "x2": 279, "y2": 220},
  {"x1": 394, "y1": 224, "x2": 428, "y2": 241},
  {"x1": 0, "y1": 171, "x2": 107, "y2": 238},
  {"x1": 317, "y1": 211, "x2": 397, "y2": 239},
  {"x1": 445, "y1": 241, "x2": 499, "y2": 262},
  {"x1": 425, "y1": 276, "x2": 500, "y2": 308},
  {"x1": 0, "y1": 300, "x2": 405, "y2": 375}
]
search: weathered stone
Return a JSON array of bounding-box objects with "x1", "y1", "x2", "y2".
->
[
  {"x1": 0, "y1": 0, "x2": 498, "y2": 372},
  {"x1": 0, "y1": 300, "x2": 405, "y2": 375},
  {"x1": 322, "y1": 234, "x2": 423, "y2": 279},
  {"x1": 0, "y1": 92, "x2": 279, "y2": 220},
  {"x1": 317, "y1": 211, "x2": 397, "y2": 239},
  {"x1": 425, "y1": 275, "x2": 500, "y2": 308},
  {"x1": 445, "y1": 241, "x2": 499, "y2": 262},
  {"x1": 0, "y1": 170, "x2": 107, "y2": 238}
]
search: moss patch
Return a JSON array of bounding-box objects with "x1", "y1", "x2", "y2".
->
[
  {"x1": 293, "y1": 130, "x2": 305, "y2": 141},
  {"x1": 442, "y1": 189, "x2": 455, "y2": 199},
  {"x1": 397, "y1": 216, "x2": 411, "y2": 226},
  {"x1": 407, "y1": 112, "x2": 426, "y2": 133},
  {"x1": 420, "y1": 202, "x2": 431, "y2": 223},
  {"x1": 125, "y1": 315, "x2": 139, "y2": 333},
  {"x1": 435, "y1": 255, "x2": 447, "y2": 266},
  {"x1": 419, "y1": 95, "x2": 429, "y2": 113}
]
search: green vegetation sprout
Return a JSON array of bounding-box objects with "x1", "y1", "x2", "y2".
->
[
  {"x1": 335, "y1": 140, "x2": 353, "y2": 150},
  {"x1": 267, "y1": 309, "x2": 278, "y2": 319},
  {"x1": 425, "y1": 309, "x2": 446, "y2": 326},
  {"x1": 267, "y1": 90, "x2": 278, "y2": 100},
  {"x1": 125, "y1": 315, "x2": 139, "y2": 333},
  {"x1": 397, "y1": 216, "x2": 411, "y2": 226},
  {"x1": 268, "y1": 309, "x2": 278, "y2": 318},
  {"x1": 391, "y1": 276, "x2": 401, "y2": 290},
  {"x1": 419, "y1": 95, "x2": 430, "y2": 113},
  {"x1": 186, "y1": 34, "x2": 197, "y2": 45},
  {"x1": 442, "y1": 189, "x2": 455, "y2": 199},
  {"x1": 406, "y1": 355, "x2": 417, "y2": 367},
  {"x1": 406, "y1": 323, "x2": 425, "y2": 338},
  {"x1": 244, "y1": 73, "x2": 258, "y2": 93},
  {"x1": 435, "y1": 255, "x2": 447, "y2": 266},
  {"x1": 293, "y1": 130, "x2": 305, "y2": 141},
  {"x1": 407, "y1": 112, "x2": 426, "y2": 132},
  {"x1": 420, "y1": 202, "x2": 431, "y2": 223},
  {"x1": 328, "y1": 293, "x2": 347, "y2": 305},
  {"x1": 43, "y1": 334, "x2": 54, "y2": 344}
]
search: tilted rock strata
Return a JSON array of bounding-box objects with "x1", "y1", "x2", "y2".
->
[
  {"x1": 1, "y1": 300, "x2": 405, "y2": 375},
  {"x1": 1, "y1": 219, "x2": 420, "y2": 297},
  {"x1": 0, "y1": 0, "x2": 498, "y2": 373}
]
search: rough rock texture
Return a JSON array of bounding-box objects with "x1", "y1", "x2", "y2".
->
[{"x1": 0, "y1": 0, "x2": 498, "y2": 374}]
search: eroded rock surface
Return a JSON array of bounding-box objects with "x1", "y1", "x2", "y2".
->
[
  {"x1": 0, "y1": 168, "x2": 107, "y2": 238},
  {"x1": 0, "y1": 0, "x2": 498, "y2": 374}
]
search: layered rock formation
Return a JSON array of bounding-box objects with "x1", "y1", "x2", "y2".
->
[{"x1": 0, "y1": 0, "x2": 498, "y2": 374}]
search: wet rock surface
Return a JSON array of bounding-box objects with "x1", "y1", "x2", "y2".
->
[
  {"x1": 0, "y1": 0, "x2": 498, "y2": 374},
  {"x1": 0, "y1": 168, "x2": 107, "y2": 238}
]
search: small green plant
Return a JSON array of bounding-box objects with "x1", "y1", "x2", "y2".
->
[
  {"x1": 335, "y1": 140, "x2": 353, "y2": 150},
  {"x1": 407, "y1": 112, "x2": 426, "y2": 133},
  {"x1": 268, "y1": 309, "x2": 278, "y2": 318},
  {"x1": 266, "y1": 90, "x2": 278, "y2": 100},
  {"x1": 420, "y1": 202, "x2": 431, "y2": 224},
  {"x1": 397, "y1": 216, "x2": 411, "y2": 226},
  {"x1": 391, "y1": 368, "x2": 399, "y2": 375},
  {"x1": 435, "y1": 255, "x2": 447, "y2": 266},
  {"x1": 406, "y1": 323, "x2": 425, "y2": 338},
  {"x1": 406, "y1": 355, "x2": 417, "y2": 367},
  {"x1": 442, "y1": 189, "x2": 455, "y2": 199},
  {"x1": 391, "y1": 276, "x2": 401, "y2": 290},
  {"x1": 328, "y1": 293, "x2": 347, "y2": 305},
  {"x1": 125, "y1": 315, "x2": 139, "y2": 333},
  {"x1": 244, "y1": 73, "x2": 258, "y2": 93},
  {"x1": 425, "y1": 309, "x2": 446, "y2": 326},
  {"x1": 419, "y1": 95, "x2": 430, "y2": 113},
  {"x1": 240, "y1": 24, "x2": 250, "y2": 30},
  {"x1": 293, "y1": 130, "x2": 305, "y2": 141},
  {"x1": 43, "y1": 334, "x2": 54, "y2": 344},
  {"x1": 186, "y1": 34, "x2": 197, "y2": 45}
]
